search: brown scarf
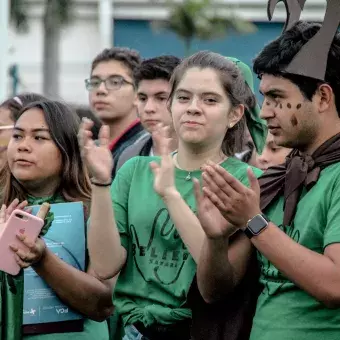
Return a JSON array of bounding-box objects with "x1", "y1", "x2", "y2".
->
[{"x1": 259, "y1": 132, "x2": 340, "y2": 226}]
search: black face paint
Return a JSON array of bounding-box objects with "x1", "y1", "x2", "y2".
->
[
  {"x1": 287, "y1": 103, "x2": 292, "y2": 109},
  {"x1": 279, "y1": 103, "x2": 283, "y2": 109},
  {"x1": 290, "y1": 114, "x2": 298, "y2": 127},
  {"x1": 266, "y1": 101, "x2": 270, "y2": 106},
  {"x1": 296, "y1": 103, "x2": 302, "y2": 110}
]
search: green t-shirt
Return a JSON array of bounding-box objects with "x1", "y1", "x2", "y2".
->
[
  {"x1": 111, "y1": 156, "x2": 262, "y2": 328},
  {"x1": 250, "y1": 162, "x2": 340, "y2": 340}
]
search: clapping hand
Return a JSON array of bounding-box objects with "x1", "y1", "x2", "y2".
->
[
  {"x1": 150, "y1": 124, "x2": 177, "y2": 199},
  {"x1": 0, "y1": 198, "x2": 30, "y2": 223},
  {"x1": 193, "y1": 176, "x2": 238, "y2": 239},
  {"x1": 201, "y1": 162, "x2": 261, "y2": 229},
  {"x1": 78, "y1": 118, "x2": 113, "y2": 184}
]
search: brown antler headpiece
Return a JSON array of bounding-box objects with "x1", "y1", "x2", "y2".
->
[{"x1": 267, "y1": 0, "x2": 340, "y2": 81}]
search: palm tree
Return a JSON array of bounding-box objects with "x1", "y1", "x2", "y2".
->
[
  {"x1": 152, "y1": 0, "x2": 257, "y2": 56},
  {"x1": 10, "y1": 0, "x2": 73, "y2": 98}
]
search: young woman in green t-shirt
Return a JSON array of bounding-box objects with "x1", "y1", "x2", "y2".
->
[
  {"x1": 0, "y1": 100, "x2": 114, "y2": 340},
  {"x1": 79, "y1": 51, "x2": 265, "y2": 340}
]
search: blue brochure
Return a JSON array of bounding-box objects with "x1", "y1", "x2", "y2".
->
[{"x1": 23, "y1": 202, "x2": 85, "y2": 325}]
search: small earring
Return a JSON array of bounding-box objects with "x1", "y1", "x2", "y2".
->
[{"x1": 229, "y1": 123, "x2": 234, "y2": 128}]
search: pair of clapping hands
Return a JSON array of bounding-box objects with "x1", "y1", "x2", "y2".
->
[
  {"x1": 194, "y1": 161, "x2": 261, "y2": 238},
  {"x1": 79, "y1": 118, "x2": 262, "y2": 240}
]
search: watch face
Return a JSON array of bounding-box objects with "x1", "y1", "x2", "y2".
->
[{"x1": 249, "y1": 215, "x2": 268, "y2": 234}]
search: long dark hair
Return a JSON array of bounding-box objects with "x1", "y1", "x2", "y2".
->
[
  {"x1": 169, "y1": 51, "x2": 256, "y2": 156},
  {"x1": 0, "y1": 100, "x2": 91, "y2": 208}
]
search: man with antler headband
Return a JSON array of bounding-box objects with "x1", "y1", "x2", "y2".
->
[{"x1": 195, "y1": 1, "x2": 340, "y2": 339}]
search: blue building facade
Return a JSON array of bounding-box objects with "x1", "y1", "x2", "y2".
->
[{"x1": 114, "y1": 20, "x2": 283, "y2": 98}]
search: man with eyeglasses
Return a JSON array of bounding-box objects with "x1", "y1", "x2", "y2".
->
[{"x1": 85, "y1": 47, "x2": 147, "y2": 177}]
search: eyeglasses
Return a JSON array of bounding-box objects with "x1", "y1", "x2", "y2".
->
[{"x1": 85, "y1": 75, "x2": 134, "y2": 91}]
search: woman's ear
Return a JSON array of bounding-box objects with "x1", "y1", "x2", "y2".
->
[{"x1": 228, "y1": 104, "x2": 245, "y2": 128}]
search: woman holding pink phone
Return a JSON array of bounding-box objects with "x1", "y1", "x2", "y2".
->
[{"x1": 0, "y1": 100, "x2": 113, "y2": 339}]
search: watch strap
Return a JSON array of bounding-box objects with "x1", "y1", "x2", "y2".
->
[{"x1": 244, "y1": 226, "x2": 255, "y2": 239}]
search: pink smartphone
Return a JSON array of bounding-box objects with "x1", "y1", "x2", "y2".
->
[{"x1": 0, "y1": 209, "x2": 44, "y2": 275}]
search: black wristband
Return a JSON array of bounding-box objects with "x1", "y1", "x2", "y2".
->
[{"x1": 90, "y1": 180, "x2": 112, "y2": 187}]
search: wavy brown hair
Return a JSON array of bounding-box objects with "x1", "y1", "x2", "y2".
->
[{"x1": 0, "y1": 100, "x2": 91, "y2": 210}]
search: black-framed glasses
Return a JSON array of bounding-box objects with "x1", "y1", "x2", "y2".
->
[{"x1": 85, "y1": 75, "x2": 134, "y2": 91}]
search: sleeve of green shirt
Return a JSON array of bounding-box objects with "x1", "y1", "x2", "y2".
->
[
  {"x1": 110, "y1": 157, "x2": 138, "y2": 249},
  {"x1": 324, "y1": 176, "x2": 340, "y2": 248},
  {"x1": 239, "y1": 166, "x2": 263, "y2": 187}
]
